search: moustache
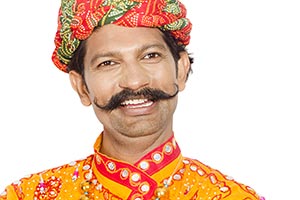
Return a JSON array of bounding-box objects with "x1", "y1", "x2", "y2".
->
[{"x1": 93, "y1": 84, "x2": 179, "y2": 111}]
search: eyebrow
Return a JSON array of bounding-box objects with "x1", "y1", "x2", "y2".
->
[{"x1": 90, "y1": 43, "x2": 168, "y2": 66}]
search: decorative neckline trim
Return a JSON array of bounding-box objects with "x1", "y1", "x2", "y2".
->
[{"x1": 92, "y1": 133, "x2": 181, "y2": 199}]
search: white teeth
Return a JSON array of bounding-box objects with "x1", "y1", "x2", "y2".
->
[
  {"x1": 130, "y1": 101, "x2": 153, "y2": 108},
  {"x1": 121, "y1": 99, "x2": 149, "y2": 106}
]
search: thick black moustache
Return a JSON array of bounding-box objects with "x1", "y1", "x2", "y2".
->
[{"x1": 94, "y1": 84, "x2": 179, "y2": 111}]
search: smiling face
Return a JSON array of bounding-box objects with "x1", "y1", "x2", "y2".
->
[{"x1": 69, "y1": 24, "x2": 190, "y2": 140}]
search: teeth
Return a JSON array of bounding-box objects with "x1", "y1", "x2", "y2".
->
[
  {"x1": 130, "y1": 101, "x2": 153, "y2": 108},
  {"x1": 121, "y1": 99, "x2": 148, "y2": 106}
]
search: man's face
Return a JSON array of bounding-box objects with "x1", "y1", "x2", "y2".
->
[{"x1": 70, "y1": 24, "x2": 189, "y2": 138}]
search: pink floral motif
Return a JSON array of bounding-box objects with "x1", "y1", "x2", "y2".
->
[{"x1": 34, "y1": 176, "x2": 62, "y2": 200}]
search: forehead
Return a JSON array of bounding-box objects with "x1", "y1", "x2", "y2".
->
[{"x1": 85, "y1": 24, "x2": 168, "y2": 54}]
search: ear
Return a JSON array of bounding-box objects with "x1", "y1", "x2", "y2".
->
[
  {"x1": 69, "y1": 71, "x2": 92, "y2": 106},
  {"x1": 177, "y1": 51, "x2": 191, "y2": 91}
]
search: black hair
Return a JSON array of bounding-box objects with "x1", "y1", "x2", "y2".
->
[{"x1": 67, "y1": 29, "x2": 193, "y2": 81}]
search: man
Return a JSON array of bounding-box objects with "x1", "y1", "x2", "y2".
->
[{"x1": 0, "y1": 0, "x2": 263, "y2": 199}]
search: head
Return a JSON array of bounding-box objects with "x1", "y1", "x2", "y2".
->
[{"x1": 52, "y1": 0, "x2": 193, "y2": 139}]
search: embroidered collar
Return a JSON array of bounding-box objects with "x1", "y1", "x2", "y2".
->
[{"x1": 92, "y1": 133, "x2": 182, "y2": 199}]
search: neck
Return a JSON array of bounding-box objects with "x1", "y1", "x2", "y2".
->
[{"x1": 99, "y1": 129, "x2": 173, "y2": 164}]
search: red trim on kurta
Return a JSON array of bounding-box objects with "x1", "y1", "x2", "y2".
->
[
  {"x1": 134, "y1": 136, "x2": 181, "y2": 175},
  {"x1": 92, "y1": 133, "x2": 181, "y2": 199}
]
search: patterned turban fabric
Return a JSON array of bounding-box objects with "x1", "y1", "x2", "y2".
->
[{"x1": 52, "y1": 0, "x2": 192, "y2": 72}]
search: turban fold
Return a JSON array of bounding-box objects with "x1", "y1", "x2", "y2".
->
[{"x1": 52, "y1": 0, "x2": 192, "y2": 72}]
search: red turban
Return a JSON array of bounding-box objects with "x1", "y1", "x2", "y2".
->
[{"x1": 52, "y1": 0, "x2": 192, "y2": 72}]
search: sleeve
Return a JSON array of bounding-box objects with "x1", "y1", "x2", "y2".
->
[
  {"x1": 191, "y1": 159, "x2": 263, "y2": 200},
  {"x1": 0, "y1": 185, "x2": 20, "y2": 200}
]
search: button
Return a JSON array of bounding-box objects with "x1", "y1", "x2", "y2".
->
[
  {"x1": 121, "y1": 169, "x2": 129, "y2": 178},
  {"x1": 141, "y1": 184, "x2": 150, "y2": 192},
  {"x1": 139, "y1": 161, "x2": 149, "y2": 170},
  {"x1": 173, "y1": 174, "x2": 182, "y2": 180},
  {"x1": 107, "y1": 162, "x2": 115, "y2": 171},
  {"x1": 153, "y1": 153, "x2": 162, "y2": 162},
  {"x1": 164, "y1": 145, "x2": 172, "y2": 153},
  {"x1": 131, "y1": 173, "x2": 140, "y2": 182},
  {"x1": 83, "y1": 165, "x2": 90, "y2": 171},
  {"x1": 190, "y1": 165, "x2": 197, "y2": 171}
]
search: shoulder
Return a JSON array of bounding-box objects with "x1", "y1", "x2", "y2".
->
[
  {"x1": 0, "y1": 155, "x2": 94, "y2": 200},
  {"x1": 180, "y1": 157, "x2": 263, "y2": 200}
]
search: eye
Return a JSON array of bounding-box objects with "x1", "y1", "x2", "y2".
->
[
  {"x1": 97, "y1": 60, "x2": 117, "y2": 68},
  {"x1": 143, "y1": 52, "x2": 160, "y2": 59}
]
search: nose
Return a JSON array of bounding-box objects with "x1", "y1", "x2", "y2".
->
[{"x1": 118, "y1": 61, "x2": 150, "y2": 91}]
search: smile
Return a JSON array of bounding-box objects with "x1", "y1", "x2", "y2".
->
[{"x1": 121, "y1": 99, "x2": 154, "y2": 108}]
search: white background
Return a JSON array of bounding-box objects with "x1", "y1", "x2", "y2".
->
[{"x1": 0, "y1": 0, "x2": 299, "y2": 199}]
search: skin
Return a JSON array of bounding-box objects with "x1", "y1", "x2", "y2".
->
[{"x1": 69, "y1": 24, "x2": 190, "y2": 164}]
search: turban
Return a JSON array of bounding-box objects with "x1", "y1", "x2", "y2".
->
[{"x1": 52, "y1": 0, "x2": 192, "y2": 72}]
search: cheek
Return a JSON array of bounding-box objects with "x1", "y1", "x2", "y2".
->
[
  {"x1": 86, "y1": 74, "x2": 118, "y2": 103},
  {"x1": 152, "y1": 64, "x2": 178, "y2": 86}
]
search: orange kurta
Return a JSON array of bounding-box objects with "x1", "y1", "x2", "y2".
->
[{"x1": 0, "y1": 134, "x2": 263, "y2": 200}]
